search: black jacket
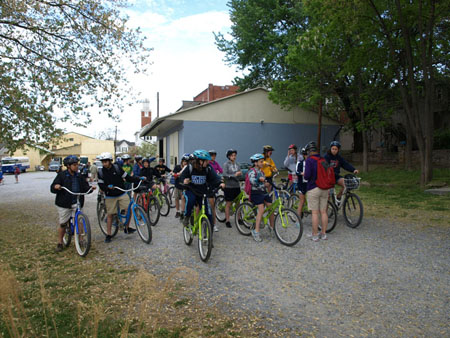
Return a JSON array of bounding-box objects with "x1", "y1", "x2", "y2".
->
[
  {"x1": 50, "y1": 170, "x2": 91, "y2": 208},
  {"x1": 98, "y1": 164, "x2": 140, "y2": 197},
  {"x1": 179, "y1": 163, "x2": 221, "y2": 196}
]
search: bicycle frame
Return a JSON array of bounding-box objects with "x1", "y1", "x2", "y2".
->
[
  {"x1": 61, "y1": 187, "x2": 92, "y2": 235},
  {"x1": 191, "y1": 196, "x2": 209, "y2": 240}
]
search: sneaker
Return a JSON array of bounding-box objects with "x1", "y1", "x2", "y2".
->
[
  {"x1": 55, "y1": 243, "x2": 64, "y2": 252},
  {"x1": 124, "y1": 227, "x2": 136, "y2": 234},
  {"x1": 175, "y1": 212, "x2": 180, "y2": 218},
  {"x1": 310, "y1": 235, "x2": 319, "y2": 242},
  {"x1": 105, "y1": 235, "x2": 112, "y2": 243},
  {"x1": 213, "y1": 225, "x2": 219, "y2": 232},
  {"x1": 225, "y1": 221, "x2": 232, "y2": 228},
  {"x1": 319, "y1": 233, "x2": 328, "y2": 240},
  {"x1": 237, "y1": 219, "x2": 244, "y2": 226},
  {"x1": 251, "y1": 230, "x2": 262, "y2": 242}
]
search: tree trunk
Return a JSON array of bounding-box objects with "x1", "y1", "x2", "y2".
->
[
  {"x1": 405, "y1": 116, "x2": 413, "y2": 170},
  {"x1": 362, "y1": 129, "x2": 369, "y2": 172}
]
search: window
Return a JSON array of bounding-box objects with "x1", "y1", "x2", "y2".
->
[{"x1": 68, "y1": 138, "x2": 74, "y2": 141}]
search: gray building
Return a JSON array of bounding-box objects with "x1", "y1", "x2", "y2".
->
[{"x1": 140, "y1": 88, "x2": 340, "y2": 168}]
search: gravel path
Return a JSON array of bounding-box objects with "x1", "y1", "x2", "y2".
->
[{"x1": 1, "y1": 171, "x2": 449, "y2": 336}]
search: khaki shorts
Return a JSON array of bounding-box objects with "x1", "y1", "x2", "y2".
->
[
  {"x1": 306, "y1": 187, "x2": 329, "y2": 211},
  {"x1": 174, "y1": 187, "x2": 183, "y2": 200},
  {"x1": 56, "y1": 204, "x2": 77, "y2": 225},
  {"x1": 105, "y1": 193, "x2": 130, "y2": 215}
]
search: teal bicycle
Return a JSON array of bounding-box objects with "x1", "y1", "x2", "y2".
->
[
  {"x1": 61, "y1": 186, "x2": 94, "y2": 257},
  {"x1": 97, "y1": 181, "x2": 152, "y2": 244}
]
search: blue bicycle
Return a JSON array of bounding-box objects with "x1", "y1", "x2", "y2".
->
[
  {"x1": 61, "y1": 186, "x2": 94, "y2": 257},
  {"x1": 97, "y1": 181, "x2": 152, "y2": 244}
]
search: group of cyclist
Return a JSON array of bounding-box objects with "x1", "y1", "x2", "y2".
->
[{"x1": 50, "y1": 140, "x2": 358, "y2": 251}]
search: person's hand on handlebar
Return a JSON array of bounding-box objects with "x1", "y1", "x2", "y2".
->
[
  {"x1": 353, "y1": 170, "x2": 359, "y2": 175},
  {"x1": 107, "y1": 184, "x2": 114, "y2": 189},
  {"x1": 139, "y1": 176, "x2": 147, "y2": 181},
  {"x1": 54, "y1": 184, "x2": 61, "y2": 190},
  {"x1": 219, "y1": 183, "x2": 225, "y2": 190},
  {"x1": 183, "y1": 178, "x2": 190, "y2": 184}
]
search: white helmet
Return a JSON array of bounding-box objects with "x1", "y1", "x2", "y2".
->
[{"x1": 98, "y1": 152, "x2": 113, "y2": 161}]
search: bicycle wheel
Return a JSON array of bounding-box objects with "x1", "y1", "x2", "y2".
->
[
  {"x1": 62, "y1": 226, "x2": 72, "y2": 247},
  {"x1": 342, "y1": 193, "x2": 364, "y2": 228},
  {"x1": 198, "y1": 217, "x2": 212, "y2": 262},
  {"x1": 318, "y1": 201, "x2": 338, "y2": 233},
  {"x1": 74, "y1": 213, "x2": 91, "y2": 257},
  {"x1": 96, "y1": 200, "x2": 119, "y2": 237},
  {"x1": 288, "y1": 193, "x2": 300, "y2": 209},
  {"x1": 147, "y1": 196, "x2": 160, "y2": 226},
  {"x1": 133, "y1": 205, "x2": 152, "y2": 244},
  {"x1": 136, "y1": 193, "x2": 148, "y2": 212},
  {"x1": 269, "y1": 190, "x2": 290, "y2": 206},
  {"x1": 274, "y1": 207, "x2": 303, "y2": 246},
  {"x1": 235, "y1": 202, "x2": 255, "y2": 236},
  {"x1": 167, "y1": 186, "x2": 176, "y2": 208},
  {"x1": 183, "y1": 222, "x2": 193, "y2": 245},
  {"x1": 158, "y1": 194, "x2": 170, "y2": 217},
  {"x1": 214, "y1": 195, "x2": 226, "y2": 222}
]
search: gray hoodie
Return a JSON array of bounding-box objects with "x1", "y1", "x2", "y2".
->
[{"x1": 222, "y1": 160, "x2": 240, "y2": 188}]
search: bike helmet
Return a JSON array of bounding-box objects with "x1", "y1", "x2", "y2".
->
[
  {"x1": 189, "y1": 154, "x2": 195, "y2": 161},
  {"x1": 288, "y1": 144, "x2": 297, "y2": 150},
  {"x1": 193, "y1": 149, "x2": 211, "y2": 160},
  {"x1": 263, "y1": 145, "x2": 274, "y2": 152},
  {"x1": 122, "y1": 154, "x2": 131, "y2": 160},
  {"x1": 182, "y1": 153, "x2": 190, "y2": 161},
  {"x1": 135, "y1": 155, "x2": 143, "y2": 161},
  {"x1": 304, "y1": 141, "x2": 317, "y2": 153},
  {"x1": 209, "y1": 150, "x2": 217, "y2": 155},
  {"x1": 142, "y1": 158, "x2": 150, "y2": 164},
  {"x1": 115, "y1": 157, "x2": 123, "y2": 165},
  {"x1": 226, "y1": 149, "x2": 237, "y2": 158},
  {"x1": 250, "y1": 153, "x2": 264, "y2": 163},
  {"x1": 63, "y1": 155, "x2": 79, "y2": 166},
  {"x1": 330, "y1": 140, "x2": 341, "y2": 149},
  {"x1": 98, "y1": 152, "x2": 113, "y2": 161},
  {"x1": 159, "y1": 158, "x2": 165, "y2": 163},
  {"x1": 301, "y1": 147, "x2": 307, "y2": 156}
]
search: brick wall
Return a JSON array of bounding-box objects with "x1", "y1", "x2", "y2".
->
[
  {"x1": 193, "y1": 83, "x2": 239, "y2": 102},
  {"x1": 141, "y1": 110, "x2": 151, "y2": 128}
]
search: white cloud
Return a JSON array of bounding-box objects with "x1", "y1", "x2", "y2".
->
[{"x1": 64, "y1": 8, "x2": 240, "y2": 143}]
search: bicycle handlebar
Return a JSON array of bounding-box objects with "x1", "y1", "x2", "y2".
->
[
  {"x1": 60, "y1": 186, "x2": 94, "y2": 195},
  {"x1": 178, "y1": 183, "x2": 221, "y2": 196},
  {"x1": 110, "y1": 180, "x2": 143, "y2": 192}
]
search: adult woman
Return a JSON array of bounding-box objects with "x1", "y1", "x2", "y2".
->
[
  {"x1": 222, "y1": 149, "x2": 241, "y2": 228},
  {"x1": 262, "y1": 145, "x2": 277, "y2": 192}
]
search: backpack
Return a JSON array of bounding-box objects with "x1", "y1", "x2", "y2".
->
[
  {"x1": 311, "y1": 156, "x2": 335, "y2": 189},
  {"x1": 244, "y1": 168, "x2": 256, "y2": 198}
]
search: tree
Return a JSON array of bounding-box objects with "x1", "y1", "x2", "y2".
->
[
  {"x1": 0, "y1": 0, "x2": 151, "y2": 152},
  {"x1": 129, "y1": 142, "x2": 157, "y2": 159},
  {"x1": 365, "y1": 0, "x2": 450, "y2": 185}
]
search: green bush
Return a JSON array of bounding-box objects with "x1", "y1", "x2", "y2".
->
[{"x1": 434, "y1": 128, "x2": 450, "y2": 149}]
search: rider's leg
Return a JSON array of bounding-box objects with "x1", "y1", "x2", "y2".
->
[
  {"x1": 255, "y1": 204, "x2": 265, "y2": 233},
  {"x1": 106, "y1": 214, "x2": 113, "y2": 236},
  {"x1": 225, "y1": 201, "x2": 232, "y2": 222},
  {"x1": 208, "y1": 197, "x2": 216, "y2": 225},
  {"x1": 297, "y1": 193, "x2": 306, "y2": 217},
  {"x1": 311, "y1": 210, "x2": 320, "y2": 236},
  {"x1": 336, "y1": 177, "x2": 345, "y2": 198}
]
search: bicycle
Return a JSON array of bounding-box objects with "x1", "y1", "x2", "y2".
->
[
  {"x1": 60, "y1": 186, "x2": 94, "y2": 257},
  {"x1": 214, "y1": 187, "x2": 248, "y2": 223},
  {"x1": 181, "y1": 185, "x2": 214, "y2": 262},
  {"x1": 153, "y1": 178, "x2": 171, "y2": 216},
  {"x1": 330, "y1": 174, "x2": 364, "y2": 228},
  {"x1": 96, "y1": 181, "x2": 152, "y2": 243},
  {"x1": 235, "y1": 186, "x2": 303, "y2": 246},
  {"x1": 134, "y1": 185, "x2": 161, "y2": 226},
  {"x1": 288, "y1": 193, "x2": 338, "y2": 233},
  {"x1": 268, "y1": 173, "x2": 291, "y2": 207},
  {"x1": 166, "y1": 173, "x2": 176, "y2": 208}
]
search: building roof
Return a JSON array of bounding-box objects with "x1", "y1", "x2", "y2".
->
[
  {"x1": 116, "y1": 139, "x2": 135, "y2": 146},
  {"x1": 140, "y1": 87, "x2": 340, "y2": 137}
]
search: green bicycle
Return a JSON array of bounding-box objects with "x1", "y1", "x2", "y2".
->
[
  {"x1": 235, "y1": 188, "x2": 303, "y2": 246},
  {"x1": 153, "y1": 178, "x2": 171, "y2": 217},
  {"x1": 214, "y1": 189, "x2": 248, "y2": 222},
  {"x1": 182, "y1": 186, "x2": 214, "y2": 262}
]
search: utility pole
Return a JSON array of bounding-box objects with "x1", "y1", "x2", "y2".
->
[
  {"x1": 157, "y1": 92, "x2": 160, "y2": 118},
  {"x1": 114, "y1": 125, "x2": 118, "y2": 159}
]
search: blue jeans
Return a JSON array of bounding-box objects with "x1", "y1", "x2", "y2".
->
[{"x1": 183, "y1": 190, "x2": 213, "y2": 225}]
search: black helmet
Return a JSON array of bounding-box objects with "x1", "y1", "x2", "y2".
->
[
  {"x1": 305, "y1": 141, "x2": 318, "y2": 153},
  {"x1": 208, "y1": 150, "x2": 217, "y2": 155},
  {"x1": 263, "y1": 145, "x2": 274, "y2": 152},
  {"x1": 63, "y1": 155, "x2": 79, "y2": 166},
  {"x1": 226, "y1": 149, "x2": 237, "y2": 158},
  {"x1": 301, "y1": 147, "x2": 307, "y2": 156},
  {"x1": 330, "y1": 140, "x2": 341, "y2": 149},
  {"x1": 182, "y1": 153, "x2": 190, "y2": 161},
  {"x1": 135, "y1": 155, "x2": 143, "y2": 161}
]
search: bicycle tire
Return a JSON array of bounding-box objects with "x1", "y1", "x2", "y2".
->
[
  {"x1": 274, "y1": 207, "x2": 303, "y2": 246},
  {"x1": 133, "y1": 205, "x2": 152, "y2": 244},
  {"x1": 147, "y1": 196, "x2": 160, "y2": 226},
  {"x1": 183, "y1": 222, "x2": 193, "y2": 245},
  {"x1": 136, "y1": 193, "x2": 148, "y2": 212},
  {"x1": 74, "y1": 213, "x2": 91, "y2": 257},
  {"x1": 342, "y1": 192, "x2": 364, "y2": 228},
  {"x1": 288, "y1": 193, "x2": 300, "y2": 209},
  {"x1": 235, "y1": 202, "x2": 255, "y2": 236},
  {"x1": 158, "y1": 194, "x2": 170, "y2": 217},
  {"x1": 198, "y1": 217, "x2": 212, "y2": 262},
  {"x1": 318, "y1": 201, "x2": 338, "y2": 233},
  {"x1": 62, "y1": 227, "x2": 72, "y2": 247},
  {"x1": 96, "y1": 200, "x2": 119, "y2": 237},
  {"x1": 167, "y1": 186, "x2": 176, "y2": 208},
  {"x1": 269, "y1": 189, "x2": 290, "y2": 206},
  {"x1": 214, "y1": 195, "x2": 226, "y2": 223}
]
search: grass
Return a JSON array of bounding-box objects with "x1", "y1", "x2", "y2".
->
[
  {"x1": 353, "y1": 166, "x2": 450, "y2": 227},
  {"x1": 0, "y1": 203, "x2": 265, "y2": 337}
]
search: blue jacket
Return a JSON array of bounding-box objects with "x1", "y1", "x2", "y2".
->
[
  {"x1": 132, "y1": 163, "x2": 142, "y2": 177},
  {"x1": 324, "y1": 153, "x2": 355, "y2": 177}
]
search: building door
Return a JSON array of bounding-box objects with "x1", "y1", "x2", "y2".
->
[{"x1": 169, "y1": 132, "x2": 179, "y2": 166}]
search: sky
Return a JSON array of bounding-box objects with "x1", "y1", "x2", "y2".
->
[{"x1": 64, "y1": 0, "x2": 241, "y2": 142}]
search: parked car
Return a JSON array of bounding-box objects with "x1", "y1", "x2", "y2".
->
[
  {"x1": 238, "y1": 162, "x2": 252, "y2": 181},
  {"x1": 48, "y1": 160, "x2": 61, "y2": 172}
]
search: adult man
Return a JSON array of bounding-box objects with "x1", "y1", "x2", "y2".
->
[
  {"x1": 97, "y1": 152, "x2": 144, "y2": 243},
  {"x1": 51, "y1": 155, "x2": 95, "y2": 252},
  {"x1": 90, "y1": 160, "x2": 98, "y2": 182},
  {"x1": 303, "y1": 141, "x2": 329, "y2": 241}
]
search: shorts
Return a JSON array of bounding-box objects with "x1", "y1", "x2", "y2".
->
[
  {"x1": 335, "y1": 174, "x2": 343, "y2": 182},
  {"x1": 306, "y1": 187, "x2": 329, "y2": 211},
  {"x1": 105, "y1": 193, "x2": 129, "y2": 215},
  {"x1": 174, "y1": 187, "x2": 183, "y2": 200},
  {"x1": 297, "y1": 182, "x2": 307, "y2": 195},
  {"x1": 250, "y1": 192, "x2": 272, "y2": 206},
  {"x1": 56, "y1": 204, "x2": 77, "y2": 225},
  {"x1": 288, "y1": 174, "x2": 298, "y2": 183},
  {"x1": 224, "y1": 187, "x2": 240, "y2": 202}
]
